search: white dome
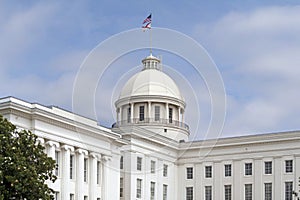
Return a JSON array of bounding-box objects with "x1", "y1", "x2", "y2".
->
[{"x1": 119, "y1": 68, "x2": 184, "y2": 101}]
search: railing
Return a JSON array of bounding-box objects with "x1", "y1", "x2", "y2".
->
[{"x1": 112, "y1": 118, "x2": 189, "y2": 131}]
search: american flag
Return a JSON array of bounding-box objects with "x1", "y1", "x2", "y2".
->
[
  {"x1": 142, "y1": 22, "x2": 151, "y2": 30},
  {"x1": 143, "y1": 14, "x2": 152, "y2": 24}
]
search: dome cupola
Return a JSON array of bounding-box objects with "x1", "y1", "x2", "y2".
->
[{"x1": 113, "y1": 54, "x2": 189, "y2": 142}]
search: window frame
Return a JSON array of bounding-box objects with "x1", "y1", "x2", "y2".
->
[
  {"x1": 154, "y1": 106, "x2": 160, "y2": 121},
  {"x1": 245, "y1": 184, "x2": 253, "y2": 200},
  {"x1": 186, "y1": 187, "x2": 193, "y2": 200},
  {"x1": 264, "y1": 182, "x2": 272, "y2": 200},
  {"x1": 225, "y1": 164, "x2": 232, "y2": 177},
  {"x1": 224, "y1": 185, "x2": 232, "y2": 200},
  {"x1": 139, "y1": 106, "x2": 145, "y2": 121},
  {"x1": 137, "y1": 157, "x2": 142, "y2": 171},
  {"x1": 205, "y1": 185, "x2": 212, "y2": 200},
  {"x1": 264, "y1": 161, "x2": 272, "y2": 175},
  {"x1": 245, "y1": 163, "x2": 253, "y2": 176},
  {"x1": 205, "y1": 166, "x2": 212, "y2": 178},
  {"x1": 186, "y1": 167, "x2": 193, "y2": 179},
  {"x1": 285, "y1": 160, "x2": 293, "y2": 173}
]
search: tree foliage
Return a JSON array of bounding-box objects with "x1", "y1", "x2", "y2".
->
[{"x1": 0, "y1": 115, "x2": 56, "y2": 200}]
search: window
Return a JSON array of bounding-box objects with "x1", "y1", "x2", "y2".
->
[
  {"x1": 70, "y1": 194, "x2": 74, "y2": 200},
  {"x1": 97, "y1": 161, "x2": 101, "y2": 184},
  {"x1": 120, "y1": 156, "x2": 123, "y2": 170},
  {"x1": 151, "y1": 160, "x2": 156, "y2": 174},
  {"x1": 225, "y1": 164, "x2": 232, "y2": 177},
  {"x1": 265, "y1": 161, "x2": 272, "y2": 175},
  {"x1": 155, "y1": 106, "x2": 160, "y2": 121},
  {"x1": 84, "y1": 196, "x2": 88, "y2": 200},
  {"x1": 186, "y1": 187, "x2": 193, "y2": 200},
  {"x1": 225, "y1": 185, "x2": 231, "y2": 200},
  {"x1": 137, "y1": 157, "x2": 142, "y2": 171},
  {"x1": 127, "y1": 107, "x2": 131, "y2": 123},
  {"x1": 264, "y1": 183, "x2": 272, "y2": 200},
  {"x1": 285, "y1": 182, "x2": 293, "y2": 200},
  {"x1": 136, "y1": 179, "x2": 142, "y2": 198},
  {"x1": 186, "y1": 167, "x2": 193, "y2": 179},
  {"x1": 245, "y1": 184, "x2": 252, "y2": 200},
  {"x1": 285, "y1": 160, "x2": 293, "y2": 173},
  {"x1": 70, "y1": 155, "x2": 74, "y2": 179},
  {"x1": 84, "y1": 158, "x2": 88, "y2": 182},
  {"x1": 205, "y1": 166, "x2": 212, "y2": 178},
  {"x1": 150, "y1": 182, "x2": 155, "y2": 200},
  {"x1": 163, "y1": 184, "x2": 168, "y2": 200},
  {"x1": 55, "y1": 151, "x2": 60, "y2": 176},
  {"x1": 139, "y1": 106, "x2": 145, "y2": 121},
  {"x1": 168, "y1": 108, "x2": 173, "y2": 123},
  {"x1": 120, "y1": 177, "x2": 124, "y2": 198},
  {"x1": 245, "y1": 163, "x2": 252, "y2": 176},
  {"x1": 205, "y1": 186, "x2": 212, "y2": 200},
  {"x1": 163, "y1": 164, "x2": 168, "y2": 177}
]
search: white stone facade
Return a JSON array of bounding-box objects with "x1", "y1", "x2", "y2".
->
[{"x1": 0, "y1": 55, "x2": 300, "y2": 200}]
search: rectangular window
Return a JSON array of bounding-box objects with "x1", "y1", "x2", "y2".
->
[
  {"x1": 186, "y1": 187, "x2": 193, "y2": 200},
  {"x1": 127, "y1": 107, "x2": 131, "y2": 123},
  {"x1": 151, "y1": 160, "x2": 156, "y2": 174},
  {"x1": 265, "y1": 161, "x2": 272, "y2": 175},
  {"x1": 205, "y1": 166, "x2": 212, "y2": 178},
  {"x1": 245, "y1": 184, "x2": 252, "y2": 200},
  {"x1": 120, "y1": 177, "x2": 124, "y2": 198},
  {"x1": 70, "y1": 194, "x2": 74, "y2": 200},
  {"x1": 168, "y1": 108, "x2": 173, "y2": 123},
  {"x1": 186, "y1": 167, "x2": 193, "y2": 179},
  {"x1": 225, "y1": 164, "x2": 232, "y2": 177},
  {"x1": 245, "y1": 163, "x2": 252, "y2": 176},
  {"x1": 163, "y1": 164, "x2": 168, "y2": 177},
  {"x1": 139, "y1": 106, "x2": 145, "y2": 121},
  {"x1": 84, "y1": 158, "x2": 88, "y2": 182},
  {"x1": 120, "y1": 156, "x2": 123, "y2": 170},
  {"x1": 205, "y1": 186, "x2": 212, "y2": 200},
  {"x1": 136, "y1": 179, "x2": 142, "y2": 198},
  {"x1": 137, "y1": 157, "x2": 142, "y2": 171},
  {"x1": 150, "y1": 182, "x2": 155, "y2": 200},
  {"x1": 70, "y1": 155, "x2": 74, "y2": 179},
  {"x1": 55, "y1": 151, "x2": 60, "y2": 176},
  {"x1": 225, "y1": 185, "x2": 232, "y2": 200},
  {"x1": 155, "y1": 106, "x2": 160, "y2": 121},
  {"x1": 97, "y1": 161, "x2": 101, "y2": 184},
  {"x1": 264, "y1": 183, "x2": 272, "y2": 200},
  {"x1": 285, "y1": 182, "x2": 293, "y2": 200},
  {"x1": 285, "y1": 160, "x2": 293, "y2": 173},
  {"x1": 163, "y1": 184, "x2": 168, "y2": 200}
]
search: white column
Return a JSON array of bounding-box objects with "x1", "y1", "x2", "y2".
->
[
  {"x1": 148, "y1": 101, "x2": 151, "y2": 119},
  {"x1": 119, "y1": 106, "x2": 122, "y2": 123},
  {"x1": 177, "y1": 107, "x2": 180, "y2": 122},
  {"x1": 166, "y1": 103, "x2": 169, "y2": 120},
  {"x1": 61, "y1": 145, "x2": 74, "y2": 200},
  {"x1": 89, "y1": 152, "x2": 101, "y2": 200},
  {"x1": 116, "y1": 108, "x2": 119, "y2": 123},
  {"x1": 46, "y1": 141, "x2": 60, "y2": 159},
  {"x1": 76, "y1": 148, "x2": 88, "y2": 200},
  {"x1": 131, "y1": 103, "x2": 134, "y2": 120},
  {"x1": 101, "y1": 155, "x2": 112, "y2": 200}
]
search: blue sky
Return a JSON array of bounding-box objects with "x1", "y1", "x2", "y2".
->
[{"x1": 1, "y1": 1, "x2": 300, "y2": 140}]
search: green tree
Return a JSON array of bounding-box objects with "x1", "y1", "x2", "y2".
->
[{"x1": 0, "y1": 115, "x2": 56, "y2": 200}]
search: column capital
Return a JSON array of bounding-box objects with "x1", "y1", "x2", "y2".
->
[
  {"x1": 61, "y1": 145, "x2": 75, "y2": 152},
  {"x1": 102, "y1": 155, "x2": 112, "y2": 162},
  {"x1": 36, "y1": 137, "x2": 45, "y2": 145},
  {"x1": 90, "y1": 152, "x2": 102, "y2": 160},
  {"x1": 45, "y1": 141, "x2": 60, "y2": 148},
  {"x1": 76, "y1": 148, "x2": 88, "y2": 156}
]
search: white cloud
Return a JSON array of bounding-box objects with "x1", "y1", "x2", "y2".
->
[{"x1": 193, "y1": 5, "x2": 300, "y2": 137}]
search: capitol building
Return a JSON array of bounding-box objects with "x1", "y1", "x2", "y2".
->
[{"x1": 0, "y1": 54, "x2": 299, "y2": 200}]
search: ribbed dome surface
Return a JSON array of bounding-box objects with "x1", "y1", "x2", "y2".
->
[{"x1": 119, "y1": 69, "x2": 184, "y2": 101}]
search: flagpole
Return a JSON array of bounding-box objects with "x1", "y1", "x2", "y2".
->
[{"x1": 150, "y1": 24, "x2": 152, "y2": 55}]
